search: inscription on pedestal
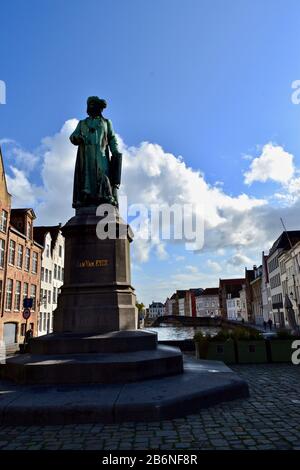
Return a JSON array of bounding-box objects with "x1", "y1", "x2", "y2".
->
[{"x1": 79, "y1": 259, "x2": 109, "y2": 268}]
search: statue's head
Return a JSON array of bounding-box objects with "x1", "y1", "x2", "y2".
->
[{"x1": 87, "y1": 96, "x2": 107, "y2": 117}]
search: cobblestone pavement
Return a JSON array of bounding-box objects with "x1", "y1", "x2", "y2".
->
[{"x1": 0, "y1": 364, "x2": 299, "y2": 450}]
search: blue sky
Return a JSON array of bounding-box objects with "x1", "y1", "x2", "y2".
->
[{"x1": 1, "y1": 0, "x2": 300, "y2": 304}]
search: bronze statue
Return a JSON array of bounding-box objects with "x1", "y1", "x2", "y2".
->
[{"x1": 70, "y1": 96, "x2": 122, "y2": 208}]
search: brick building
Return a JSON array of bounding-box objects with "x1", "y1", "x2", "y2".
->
[
  {"x1": 2, "y1": 209, "x2": 43, "y2": 348},
  {"x1": 0, "y1": 149, "x2": 43, "y2": 349},
  {"x1": 219, "y1": 278, "x2": 245, "y2": 318},
  {"x1": 0, "y1": 149, "x2": 11, "y2": 338}
]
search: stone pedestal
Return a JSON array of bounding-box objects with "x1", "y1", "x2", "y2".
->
[
  {"x1": 53, "y1": 207, "x2": 137, "y2": 334},
  {"x1": 1, "y1": 206, "x2": 184, "y2": 386},
  {"x1": 0, "y1": 206, "x2": 249, "y2": 421}
]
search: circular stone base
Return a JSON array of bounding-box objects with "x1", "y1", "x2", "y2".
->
[
  {"x1": 1, "y1": 345, "x2": 183, "y2": 385},
  {"x1": 0, "y1": 357, "x2": 249, "y2": 425},
  {"x1": 29, "y1": 330, "x2": 157, "y2": 355}
]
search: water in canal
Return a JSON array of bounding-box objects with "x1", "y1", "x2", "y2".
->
[{"x1": 144, "y1": 323, "x2": 220, "y2": 341}]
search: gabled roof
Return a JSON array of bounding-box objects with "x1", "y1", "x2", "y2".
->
[
  {"x1": 201, "y1": 287, "x2": 219, "y2": 296},
  {"x1": 219, "y1": 278, "x2": 245, "y2": 285},
  {"x1": 176, "y1": 290, "x2": 188, "y2": 299},
  {"x1": 33, "y1": 225, "x2": 62, "y2": 253},
  {"x1": 189, "y1": 288, "x2": 204, "y2": 296},
  {"x1": 0, "y1": 146, "x2": 12, "y2": 199},
  {"x1": 149, "y1": 302, "x2": 164, "y2": 308},
  {"x1": 269, "y1": 231, "x2": 300, "y2": 256},
  {"x1": 11, "y1": 208, "x2": 36, "y2": 219}
]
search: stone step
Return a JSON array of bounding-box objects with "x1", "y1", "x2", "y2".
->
[
  {"x1": 29, "y1": 330, "x2": 157, "y2": 355},
  {"x1": 0, "y1": 357, "x2": 250, "y2": 425},
  {"x1": 2, "y1": 345, "x2": 183, "y2": 385}
]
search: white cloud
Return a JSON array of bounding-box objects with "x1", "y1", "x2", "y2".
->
[
  {"x1": 174, "y1": 255, "x2": 185, "y2": 261},
  {"x1": 244, "y1": 143, "x2": 295, "y2": 185},
  {"x1": 227, "y1": 253, "x2": 252, "y2": 267},
  {"x1": 6, "y1": 167, "x2": 36, "y2": 206},
  {"x1": 3, "y1": 121, "x2": 300, "y2": 271},
  {"x1": 186, "y1": 265, "x2": 199, "y2": 273},
  {"x1": 206, "y1": 259, "x2": 222, "y2": 273}
]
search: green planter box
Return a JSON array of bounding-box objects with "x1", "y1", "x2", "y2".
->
[
  {"x1": 269, "y1": 340, "x2": 295, "y2": 363},
  {"x1": 195, "y1": 339, "x2": 236, "y2": 364},
  {"x1": 236, "y1": 340, "x2": 267, "y2": 364}
]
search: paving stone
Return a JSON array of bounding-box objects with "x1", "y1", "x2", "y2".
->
[{"x1": 0, "y1": 364, "x2": 299, "y2": 450}]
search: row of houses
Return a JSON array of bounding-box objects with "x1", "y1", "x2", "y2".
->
[
  {"x1": 0, "y1": 148, "x2": 64, "y2": 350},
  {"x1": 149, "y1": 231, "x2": 300, "y2": 330}
]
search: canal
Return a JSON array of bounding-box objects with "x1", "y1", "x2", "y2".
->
[{"x1": 144, "y1": 323, "x2": 220, "y2": 341}]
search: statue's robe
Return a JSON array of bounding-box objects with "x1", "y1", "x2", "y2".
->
[{"x1": 70, "y1": 116, "x2": 119, "y2": 208}]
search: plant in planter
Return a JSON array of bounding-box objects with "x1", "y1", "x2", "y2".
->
[
  {"x1": 268, "y1": 329, "x2": 300, "y2": 363},
  {"x1": 194, "y1": 329, "x2": 236, "y2": 363},
  {"x1": 233, "y1": 327, "x2": 267, "y2": 364}
]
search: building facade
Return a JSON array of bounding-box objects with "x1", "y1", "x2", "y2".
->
[
  {"x1": 164, "y1": 293, "x2": 178, "y2": 316},
  {"x1": 261, "y1": 251, "x2": 272, "y2": 323},
  {"x1": 195, "y1": 288, "x2": 219, "y2": 317},
  {"x1": 148, "y1": 301, "x2": 165, "y2": 319},
  {"x1": 268, "y1": 231, "x2": 300, "y2": 328},
  {"x1": 226, "y1": 296, "x2": 241, "y2": 321},
  {"x1": 34, "y1": 226, "x2": 65, "y2": 336},
  {"x1": 219, "y1": 278, "x2": 245, "y2": 318},
  {"x1": 278, "y1": 241, "x2": 300, "y2": 328},
  {"x1": 1, "y1": 208, "x2": 42, "y2": 349},
  {"x1": 250, "y1": 265, "x2": 263, "y2": 324},
  {"x1": 0, "y1": 149, "x2": 11, "y2": 345}
]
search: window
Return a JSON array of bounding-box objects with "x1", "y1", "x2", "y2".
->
[
  {"x1": 8, "y1": 240, "x2": 16, "y2": 265},
  {"x1": 27, "y1": 221, "x2": 31, "y2": 239},
  {"x1": 44, "y1": 289, "x2": 47, "y2": 307},
  {"x1": 14, "y1": 281, "x2": 21, "y2": 311},
  {"x1": 25, "y1": 248, "x2": 30, "y2": 271},
  {"x1": 41, "y1": 267, "x2": 44, "y2": 281},
  {"x1": 53, "y1": 287, "x2": 57, "y2": 304},
  {"x1": 0, "y1": 210, "x2": 8, "y2": 233},
  {"x1": 23, "y1": 282, "x2": 29, "y2": 301},
  {"x1": 5, "y1": 279, "x2": 13, "y2": 310},
  {"x1": 32, "y1": 252, "x2": 38, "y2": 274},
  {"x1": 54, "y1": 264, "x2": 57, "y2": 279},
  {"x1": 59, "y1": 245, "x2": 62, "y2": 257},
  {"x1": 49, "y1": 270, "x2": 52, "y2": 283},
  {"x1": 270, "y1": 273, "x2": 281, "y2": 290},
  {"x1": 30, "y1": 284, "x2": 37, "y2": 310},
  {"x1": 0, "y1": 280, "x2": 2, "y2": 305},
  {"x1": 46, "y1": 244, "x2": 50, "y2": 257},
  {"x1": 43, "y1": 313, "x2": 46, "y2": 331},
  {"x1": 0, "y1": 239, "x2": 5, "y2": 268},
  {"x1": 17, "y1": 244, "x2": 23, "y2": 268},
  {"x1": 48, "y1": 290, "x2": 51, "y2": 304},
  {"x1": 58, "y1": 266, "x2": 61, "y2": 281},
  {"x1": 45, "y1": 268, "x2": 48, "y2": 283},
  {"x1": 39, "y1": 313, "x2": 43, "y2": 332}
]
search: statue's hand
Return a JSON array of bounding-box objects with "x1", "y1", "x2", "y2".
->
[{"x1": 71, "y1": 135, "x2": 85, "y2": 145}]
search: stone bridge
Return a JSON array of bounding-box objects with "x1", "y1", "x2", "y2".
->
[{"x1": 150, "y1": 315, "x2": 259, "y2": 330}]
